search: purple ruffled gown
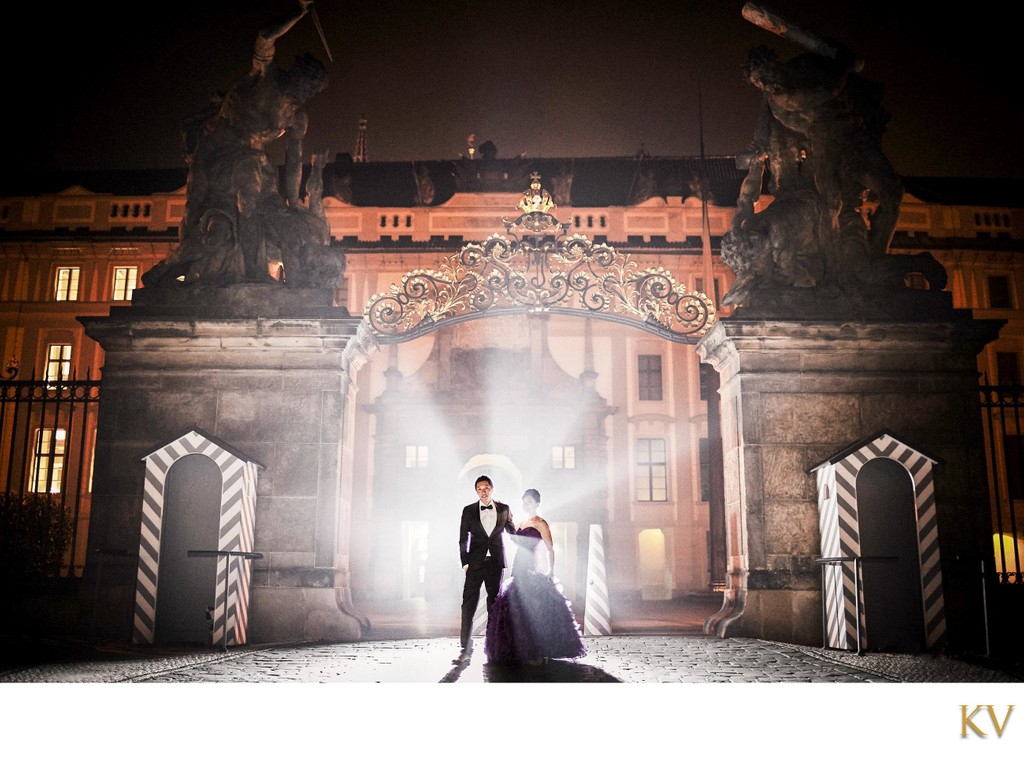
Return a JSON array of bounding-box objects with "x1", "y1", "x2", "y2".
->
[{"x1": 484, "y1": 526, "x2": 587, "y2": 663}]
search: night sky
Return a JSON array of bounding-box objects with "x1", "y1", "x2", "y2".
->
[{"x1": 6, "y1": 0, "x2": 1022, "y2": 179}]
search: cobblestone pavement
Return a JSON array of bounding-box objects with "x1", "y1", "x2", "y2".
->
[{"x1": 2, "y1": 634, "x2": 1020, "y2": 684}]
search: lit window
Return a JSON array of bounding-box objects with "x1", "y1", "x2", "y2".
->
[
  {"x1": 638, "y1": 354, "x2": 663, "y2": 401},
  {"x1": 112, "y1": 266, "x2": 138, "y2": 301},
  {"x1": 636, "y1": 438, "x2": 668, "y2": 502},
  {"x1": 44, "y1": 344, "x2": 72, "y2": 384},
  {"x1": 30, "y1": 427, "x2": 66, "y2": 493},
  {"x1": 552, "y1": 446, "x2": 576, "y2": 469},
  {"x1": 405, "y1": 445, "x2": 428, "y2": 468},
  {"x1": 54, "y1": 267, "x2": 80, "y2": 301}
]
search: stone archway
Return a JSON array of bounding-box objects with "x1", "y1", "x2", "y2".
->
[{"x1": 349, "y1": 175, "x2": 720, "y2": 632}]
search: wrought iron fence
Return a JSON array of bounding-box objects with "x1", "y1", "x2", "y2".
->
[
  {"x1": 980, "y1": 382, "x2": 1024, "y2": 584},
  {"x1": 0, "y1": 372, "x2": 100, "y2": 580}
]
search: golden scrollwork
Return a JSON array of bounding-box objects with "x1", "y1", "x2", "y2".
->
[{"x1": 365, "y1": 177, "x2": 716, "y2": 343}]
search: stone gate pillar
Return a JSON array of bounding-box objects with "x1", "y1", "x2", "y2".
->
[
  {"x1": 695, "y1": 292, "x2": 1002, "y2": 650},
  {"x1": 80, "y1": 286, "x2": 372, "y2": 644}
]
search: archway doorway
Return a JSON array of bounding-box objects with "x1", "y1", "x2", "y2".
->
[
  {"x1": 857, "y1": 457, "x2": 925, "y2": 652},
  {"x1": 154, "y1": 454, "x2": 221, "y2": 644},
  {"x1": 638, "y1": 528, "x2": 671, "y2": 600},
  {"x1": 348, "y1": 176, "x2": 721, "y2": 637}
]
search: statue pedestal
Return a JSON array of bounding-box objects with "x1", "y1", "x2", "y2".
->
[
  {"x1": 696, "y1": 294, "x2": 1002, "y2": 649},
  {"x1": 81, "y1": 286, "x2": 372, "y2": 644}
]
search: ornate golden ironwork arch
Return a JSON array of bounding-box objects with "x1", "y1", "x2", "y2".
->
[{"x1": 364, "y1": 174, "x2": 716, "y2": 343}]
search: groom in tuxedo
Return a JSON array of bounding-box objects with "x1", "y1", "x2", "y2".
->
[{"x1": 455, "y1": 474, "x2": 515, "y2": 663}]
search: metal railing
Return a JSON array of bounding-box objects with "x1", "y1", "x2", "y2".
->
[
  {"x1": 979, "y1": 382, "x2": 1023, "y2": 584},
  {"x1": 0, "y1": 372, "x2": 100, "y2": 580}
]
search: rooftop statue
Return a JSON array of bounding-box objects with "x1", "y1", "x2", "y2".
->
[
  {"x1": 722, "y1": 3, "x2": 946, "y2": 308},
  {"x1": 143, "y1": 0, "x2": 343, "y2": 290}
]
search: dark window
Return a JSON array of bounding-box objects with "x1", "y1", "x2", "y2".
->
[
  {"x1": 1005, "y1": 435, "x2": 1023, "y2": 500},
  {"x1": 905, "y1": 272, "x2": 928, "y2": 290},
  {"x1": 988, "y1": 276, "x2": 1012, "y2": 309},
  {"x1": 996, "y1": 352, "x2": 1020, "y2": 386},
  {"x1": 698, "y1": 437, "x2": 710, "y2": 502},
  {"x1": 695, "y1": 278, "x2": 720, "y2": 304},
  {"x1": 699, "y1": 364, "x2": 716, "y2": 401},
  {"x1": 638, "y1": 354, "x2": 663, "y2": 401}
]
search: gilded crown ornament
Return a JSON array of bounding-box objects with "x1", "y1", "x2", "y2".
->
[{"x1": 518, "y1": 172, "x2": 556, "y2": 214}]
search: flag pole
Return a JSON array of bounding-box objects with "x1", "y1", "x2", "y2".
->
[{"x1": 698, "y1": 84, "x2": 715, "y2": 305}]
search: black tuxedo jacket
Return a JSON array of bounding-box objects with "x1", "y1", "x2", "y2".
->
[{"x1": 459, "y1": 501, "x2": 515, "y2": 569}]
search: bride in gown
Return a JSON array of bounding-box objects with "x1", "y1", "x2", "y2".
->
[{"x1": 484, "y1": 488, "x2": 586, "y2": 664}]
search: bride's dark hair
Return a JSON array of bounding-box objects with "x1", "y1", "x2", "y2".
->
[{"x1": 523, "y1": 488, "x2": 541, "y2": 502}]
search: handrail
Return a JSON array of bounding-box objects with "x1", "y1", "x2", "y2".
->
[
  {"x1": 816, "y1": 555, "x2": 896, "y2": 655},
  {"x1": 188, "y1": 549, "x2": 264, "y2": 652}
]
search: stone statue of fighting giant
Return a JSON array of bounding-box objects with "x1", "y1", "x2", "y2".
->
[
  {"x1": 143, "y1": 0, "x2": 343, "y2": 290},
  {"x1": 721, "y1": 3, "x2": 946, "y2": 309}
]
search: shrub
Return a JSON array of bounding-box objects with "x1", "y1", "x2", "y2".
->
[{"x1": 0, "y1": 491, "x2": 74, "y2": 579}]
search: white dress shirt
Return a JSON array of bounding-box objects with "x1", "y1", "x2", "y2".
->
[{"x1": 479, "y1": 501, "x2": 497, "y2": 555}]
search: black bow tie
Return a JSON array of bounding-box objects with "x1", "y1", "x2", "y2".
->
[{"x1": 480, "y1": 504, "x2": 493, "y2": 510}]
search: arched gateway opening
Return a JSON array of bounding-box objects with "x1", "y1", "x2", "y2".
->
[{"x1": 348, "y1": 175, "x2": 720, "y2": 635}]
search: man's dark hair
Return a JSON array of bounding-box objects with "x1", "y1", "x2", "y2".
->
[{"x1": 474, "y1": 475, "x2": 493, "y2": 487}]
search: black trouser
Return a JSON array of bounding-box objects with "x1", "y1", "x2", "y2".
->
[{"x1": 460, "y1": 557, "x2": 502, "y2": 649}]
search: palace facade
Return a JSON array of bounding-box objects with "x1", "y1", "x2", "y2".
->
[{"x1": 1, "y1": 153, "x2": 1021, "y2": 623}]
